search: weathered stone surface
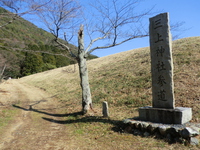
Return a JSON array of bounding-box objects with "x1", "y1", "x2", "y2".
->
[
  {"x1": 138, "y1": 12, "x2": 193, "y2": 126},
  {"x1": 133, "y1": 129, "x2": 142, "y2": 136},
  {"x1": 190, "y1": 137, "x2": 199, "y2": 145},
  {"x1": 102, "y1": 101, "x2": 109, "y2": 117},
  {"x1": 180, "y1": 127, "x2": 199, "y2": 138},
  {"x1": 190, "y1": 126, "x2": 200, "y2": 135},
  {"x1": 167, "y1": 127, "x2": 180, "y2": 137},
  {"x1": 140, "y1": 122, "x2": 149, "y2": 131},
  {"x1": 122, "y1": 119, "x2": 200, "y2": 145},
  {"x1": 123, "y1": 119, "x2": 131, "y2": 124},
  {"x1": 135, "y1": 122, "x2": 140, "y2": 129},
  {"x1": 166, "y1": 134, "x2": 172, "y2": 142},
  {"x1": 124, "y1": 126, "x2": 132, "y2": 133},
  {"x1": 159, "y1": 125, "x2": 170, "y2": 135},
  {"x1": 147, "y1": 123, "x2": 160, "y2": 133},
  {"x1": 139, "y1": 106, "x2": 192, "y2": 124},
  {"x1": 149, "y1": 12, "x2": 174, "y2": 109},
  {"x1": 143, "y1": 132, "x2": 150, "y2": 137}
]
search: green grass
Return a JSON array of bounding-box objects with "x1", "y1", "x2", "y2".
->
[
  {"x1": 0, "y1": 108, "x2": 19, "y2": 131},
  {"x1": 19, "y1": 36, "x2": 200, "y2": 149},
  {"x1": 22, "y1": 37, "x2": 200, "y2": 120}
]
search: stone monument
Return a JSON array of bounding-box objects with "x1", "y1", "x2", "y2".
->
[{"x1": 139, "y1": 13, "x2": 192, "y2": 124}]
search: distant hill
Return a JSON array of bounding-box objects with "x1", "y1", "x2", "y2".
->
[
  {"x1": 20, "y1": 36, "x2": 200, "y2": 122},
  {"x1": 0, "y1": 7, "x2": 97, "y2": 79}
]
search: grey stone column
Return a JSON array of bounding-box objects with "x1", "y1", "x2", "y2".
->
[{"x1": 149, "y1": 13, "x2": 175, "y2": 109}]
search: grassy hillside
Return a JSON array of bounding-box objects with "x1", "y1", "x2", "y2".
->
[
  {"x1": 0, "y1": 7, "x2": 97, "y2": 79},
  {"x1": 1, "y1": 36, "x2": 198, "y2": 149},
  {"x1": 20, "y1": 36, "x2": 200, "y2": 121}
]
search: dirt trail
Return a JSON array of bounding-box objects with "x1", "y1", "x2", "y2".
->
[{"x1": 0, "y1": 80, "x2": 71, "y2": 150}]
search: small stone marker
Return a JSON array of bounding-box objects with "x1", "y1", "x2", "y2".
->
[
  {"x1": 138, "y1": 13, "x2": 192, "y2": 124},
  {"x1": 102, "y1": 101, "x2": 109, "y2": 117}
]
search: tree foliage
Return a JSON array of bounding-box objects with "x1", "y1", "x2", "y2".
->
[{"x1": 21, "y1": 52, "x2": 43, "y2": 76}]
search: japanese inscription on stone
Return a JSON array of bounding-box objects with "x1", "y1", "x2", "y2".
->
[{"x1": 149, "y1": 13, "x2": 175, "y2": 109}]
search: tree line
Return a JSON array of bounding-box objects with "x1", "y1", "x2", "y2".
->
[{"x1": 1, "y1": 43, "x2": 97, "y2": 79}]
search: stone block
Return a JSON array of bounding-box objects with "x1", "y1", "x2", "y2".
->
[
  {"x1": 190, "y1": 137, "x2": 199, "y2": 145},
  {"x1": 102, "y1": 101, "x2": 109, "y2": 117},
  {"x1": 139, "y1": 106, "x2": 192, "y2": 124},
  {"x1": 149, "y1": 13, "x2": 175, "y2": 109}
]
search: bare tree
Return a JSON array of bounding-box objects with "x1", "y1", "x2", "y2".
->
[
  {"x1": 35, "y1": 0, "x2": 80, "y2": 60},
  {"x1": 0, "y1": 0, "x2": 52, "y2": 28},
  {"x1": 0, "y1": 64, "x2": 6, "y2": 82},
  {"x1": 36, "y1": 0, "x2": 152, "y2": 114}
]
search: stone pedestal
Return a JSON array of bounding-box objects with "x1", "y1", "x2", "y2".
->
[{"x1": 139, "y1": 106, "x2": 192, "y2": 124}]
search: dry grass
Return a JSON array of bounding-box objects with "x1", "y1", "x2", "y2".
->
[{"x1": 17, "y1": 36, "x2": 200, "y2": 149}]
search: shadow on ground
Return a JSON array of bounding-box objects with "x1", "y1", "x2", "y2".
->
[
  {"x1": 13, "y1": 103, "x2": 196, "y2": 145},
  {"x1": 12, "y1": 103, "x2": 125, "y2": 133}
]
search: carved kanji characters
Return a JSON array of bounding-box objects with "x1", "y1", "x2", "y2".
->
[
  {"x1": 154, "y1": 19, "x2": 162, "y2": 29},
  {"x1": 156, "y1": 61, "x2": 166, "y2": 72},
  {"x1": 157, "y1": 89, "x2": 167, "y2": 101},
  {"x1": 156, "y1": 46, "x2": 165, "y2": 57}
]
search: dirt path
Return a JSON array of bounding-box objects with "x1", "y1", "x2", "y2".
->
[{"x1": 0, "y1": 80, "x2": 72, "y2": 150}]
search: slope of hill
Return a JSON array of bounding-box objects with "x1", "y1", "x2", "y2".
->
[
  {"x1": 0, "y1": 36, "x2": 199, "y2": 149},
  {"x1": 0, "y1": 7, "x2": 97, "y2": 79},
  {"x1": 21, "y1": 36, "x2": 200, "y2": 120}
]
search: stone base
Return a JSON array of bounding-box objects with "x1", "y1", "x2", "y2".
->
[
  {"x1": 139, "y1": 106, "x2": 192, "y2": 124},
  {"x1": 123, "y1": 118, "x2": 200, "y2": 145}
]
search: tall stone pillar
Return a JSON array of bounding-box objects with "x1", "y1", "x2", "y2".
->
[
  {"x1": 138, "y1": 13, "x2": 192, "y2": 124},
  {"x1": 149, "y1": 13, "x2": 174, "y2": 109}
]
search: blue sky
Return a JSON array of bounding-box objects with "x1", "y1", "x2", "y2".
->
[
  {"x1": 19, "y1": 0, "x2": 199, "y2": 57},
  {"x1": 89, "y1": 0, "x2": 200, "y2": 57}
]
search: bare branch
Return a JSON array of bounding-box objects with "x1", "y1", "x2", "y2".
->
[
  {"x1": 35, "y1": 0, "x2": 80, "y2": 57},
  {"x1": 88, "y1": 34, "x2": 148, "y2": 54},
  {"x1": 84, "y1": 0, "x2": 152, "y2": 54},
  {"x1": 0, "y1": 14, "x2": 18, "y2": 28},
  {"x1": 36, "y1": 0, "x2": 80, "y2": 39},
  {"x1": 170, "y1": 21, "x2": 186, "y2": 40},
  {"x1": 85, "y1": 34, "x2": 109, "y2": 54},
  {"x1": 0, "y1": 0, "x2": 53, "y2": 28}
]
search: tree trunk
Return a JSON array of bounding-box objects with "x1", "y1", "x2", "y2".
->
[
  {"x1": 0, "y1": 64, "x2": 6, "y2": 82},
  {"x1": 78, "y1": 25, "x2": 92, "y2": 115}
]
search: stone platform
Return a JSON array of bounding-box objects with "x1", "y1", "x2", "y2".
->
[
  {"x1": 123, "y1": 118, "x2": 200, "y2": 145},
  {"x1": 139, "y1": 106, "x2": 192, "y2": 124}
]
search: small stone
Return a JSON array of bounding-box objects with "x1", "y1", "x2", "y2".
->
[
  {"x1": 135, "y1": 122, "x2": 140, "y2": 128},
  {"x1": 143, "y1": 132, "x2": 150, "y2": 137},
  {"x1": 150, "y1": 124, "x2": 160, "y2": 133},
  {"x1": 166, "y1": 134, "x2": 172, "y2": 142},
  {"x1": 142, "y1": 122, "x2": 149, "y2": 128},
  {"x1": 123, "y1": 119, "x2": 131, "y2": 124},
  {"x1": 159, "y1": 125, "x2": 168, "y2": 136},
  {"x1": 129, "y1": 120, "x2": 138, "y2": 125},
  {"x1": 102, "y1": 101, "x2": 109, "y2": 117},
  {"x1": 140, "y1": 122, "x2": 149, "y2": 131},
  {"x1": 167, "y1": 127, "x2": 180, "y2": 137},
  {"x1": 180, "y1": 127, "x2": 199, "y2": 139},
  {"x1": 133, "y1": 129, "x2": 142, "y2": 136},
  {"x1": 124, "y1": 126, "x2": 132, "y2": 133},
  {"x1": 174, "y1": 137, "x2": 184, "y2": 144},
  {"x1": 155, "y1": 131, "x2": 162, "y2": 139},
  {"x1": 190, "y1": 137, "x2": 199, "y2": 145},
  {"x1": 190, "y1": 126, "x2": 200, "y2": 135}
]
